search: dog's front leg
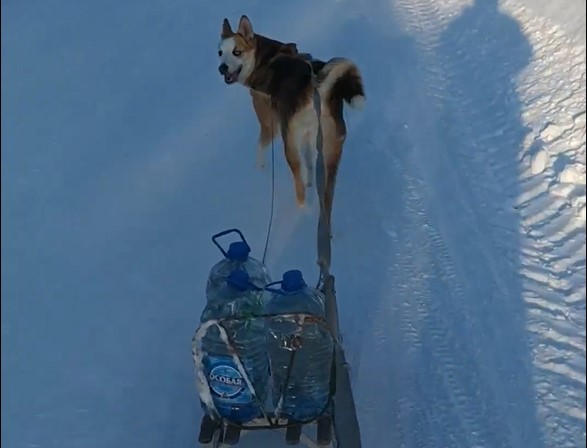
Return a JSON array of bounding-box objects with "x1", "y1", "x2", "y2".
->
[
  {"x1": 250, "y1": 90, "x2": 277, "y2": 169},
  {"x1": 303, "y1": 134, "x2": 314, "y2": 187},
  {"x1": 256, "y1": 138, "x2": 269, "y2": 169}
]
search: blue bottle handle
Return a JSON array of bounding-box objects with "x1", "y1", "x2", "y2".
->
[
  {"x1": 246, "y1": 280, "x2": 263, "y2": 292},
  {"x1": 211, "y1": 228, "x2": 249, "y2": 257},
  {"x1": 264, "y1": 280, "x2": 285, "y2": 295}
]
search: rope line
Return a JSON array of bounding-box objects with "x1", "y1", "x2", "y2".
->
[{"x1": 261, "y1": 110, "x2": 276, "y2": 265}]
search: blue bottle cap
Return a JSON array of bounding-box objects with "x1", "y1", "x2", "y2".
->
[
  {"x1": 226, "y1": 241, "x2": 251, "y2": 261},
  {"x1": 226, "y1": 269, "x2": 251, "y2": 291},
  {"x1": 281, "y1": 270, "x2": 305, "y2": 293}
]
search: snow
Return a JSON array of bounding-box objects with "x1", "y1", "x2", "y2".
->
[{"x1": 1, "y1": 0, "x2": 585, "y2": 447}]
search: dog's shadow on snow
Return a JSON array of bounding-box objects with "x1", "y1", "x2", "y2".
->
[{"x1": 290, "y1": 1, "x2": 546, "y2": 447}]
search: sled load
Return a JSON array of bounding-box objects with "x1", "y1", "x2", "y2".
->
[{"x1": 192, "y1": 229, "x2": 338, "y2": 446}]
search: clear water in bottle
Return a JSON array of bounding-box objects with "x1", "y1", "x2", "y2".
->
[
  {"x1": 206, "y1": 229, "x2": 272, "y2": 298},
  {"x1": 198, "y1": 269, "x2": 270, "y2": 423},
  {"x1": 264, "y1": 270, "x2": 334, "y2": 422}
]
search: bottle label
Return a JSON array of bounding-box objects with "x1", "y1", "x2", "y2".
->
[{"x1": 206, "y1": 355, "x2": 254, "y2": 406}]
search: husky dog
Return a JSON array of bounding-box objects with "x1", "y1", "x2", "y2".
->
[{"x1": 218, "y1": 15, "x2": 365, "y2": 209}]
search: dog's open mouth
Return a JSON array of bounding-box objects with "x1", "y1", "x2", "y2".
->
[{"x1": 224, "y1": 66, "x2": 242, "y2": 84}]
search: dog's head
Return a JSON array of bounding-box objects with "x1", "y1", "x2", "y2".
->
[
  {"x1": 218, "y1": 16, "x2": 304, "y2": 85},
  {"x1": 217, "y1": 16, "x2": 257, "y2": 85}
]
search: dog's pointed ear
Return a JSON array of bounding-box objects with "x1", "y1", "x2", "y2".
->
[
  {"x1": 221, "y1": 18, "x2": 233, "y2": 38},
  {"x1": 237, "y1": 15, "x2": 254, "y2": 40},
  {"x1": 283, "y1": 42, "x2": 299, "y2": 54}
]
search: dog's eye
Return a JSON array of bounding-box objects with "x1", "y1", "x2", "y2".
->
[
  {"x1": 232, "y1": 49, "x2": 242, "y2": 57},
  {"x1": 218, "y1": 50, "x2": 223, "y2": 57}
]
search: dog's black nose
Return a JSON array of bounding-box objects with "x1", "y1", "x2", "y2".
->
[{"x1": 218, "y1": 63, "x2": 228, "y2": 75}]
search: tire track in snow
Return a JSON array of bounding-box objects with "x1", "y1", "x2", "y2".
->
[
  {"x1": 389, "y1": 0, "x2": 503, "y2": 442},
  {"x1": 358, "y1": 140, "x2": 485, "y2": 448},
  {"x1": 386, "y1": 168, "x2": 476, "y2": 448},
  {"x1": 336, "y1": 79, "x2": 487, "y2": 446},
  {"x1": 347, "y1": 0, "x2": 525, "y2": 444}
]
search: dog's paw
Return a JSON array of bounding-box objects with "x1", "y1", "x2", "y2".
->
[{"x1": 255, "y1": 151, "x2": 268, "y2": 170}]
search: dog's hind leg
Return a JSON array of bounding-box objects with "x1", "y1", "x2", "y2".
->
[
  {"x1": 321, "y1": 116, "x2": 345, "y2": 221},
  {"x1": 301, "y1": 105, "x2": 321, "y2": 188},
  {"x1": 302, "y1": 131, "x2": 314, "y2": 187},
  {"x1": 282, "y1": 125, "x2": 306, "y2": 208}
]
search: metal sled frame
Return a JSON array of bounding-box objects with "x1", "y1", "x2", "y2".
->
[
  {"x1": 192, "y1": 68, "x2": 363, "y2": 447},
  {"x1": 198, "y1": 414, "x2": 335, "y2": 448}
]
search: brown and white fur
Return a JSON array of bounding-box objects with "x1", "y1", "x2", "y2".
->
[{"x1": 218, "y1": 15, "x2": 365, "y2": 210}]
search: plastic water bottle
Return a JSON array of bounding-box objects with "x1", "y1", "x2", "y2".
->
[
  {"x1": 207, "y1": 228, "x2": 272, "y2": 297},
  {"x1": 264, "y1": 270, "x2": 334, "y2": 422},
  {"x1": 198, "y1": 269, "x2": 270, "y2": 423}
]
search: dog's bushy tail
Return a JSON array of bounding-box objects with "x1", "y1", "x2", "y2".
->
[{"x1": 317, "y1": 57, "x2": 365, "y2": 111}]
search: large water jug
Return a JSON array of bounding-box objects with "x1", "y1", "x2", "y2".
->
[
  {"x1": 264, "y1": 270, "x2": 335, "y2": 422},
  {"x1": 198, "y1": 269, "x2": 270, "y2": 423},
  {"x1": 207, "y1": 228, "x2": 271, "y2": 298}
]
